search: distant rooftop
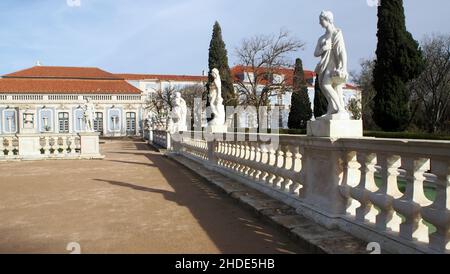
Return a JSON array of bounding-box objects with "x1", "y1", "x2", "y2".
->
[
  {"x1": 3, "y1": 66, "x2": 123, "y2": 80},
  {"x1": 115, "y1": 73, "x2": 208, "y2": 82},
  {"x1": 0, "y1": 66, "x2": 141, "y2": 94}
]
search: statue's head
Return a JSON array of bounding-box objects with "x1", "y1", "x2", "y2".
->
[
  {"x1": 175, "y1": 91, "x2": 181, "y2": 99},
  {"x1": 211, "y1": 68, "x2": 219, "y2": 79},
  {"x1": 319, "y1": 10, "x2": 334, "y2": 28}
]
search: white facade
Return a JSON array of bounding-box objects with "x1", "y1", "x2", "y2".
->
[{"x1": 0, "y1": 94, "x2": 145, "y2": 137}]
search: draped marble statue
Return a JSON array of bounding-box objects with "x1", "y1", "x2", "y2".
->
[
  {"x1": 208, "y1": 68, "x2": 226, "y2": 127},
  {"x1": 169, "y1": 91, "x2": 188, "y2": 133},
  {"x1": 314, "y1": 10, "x2": 350, "y2": 120}
]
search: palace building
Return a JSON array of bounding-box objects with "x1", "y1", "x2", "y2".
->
[
  {"x1": 0, "y1": 65, "x2": 360, "y2": 137},
  {"x1": 0, "y1": 66, "x2": 145, "y2": 137}
]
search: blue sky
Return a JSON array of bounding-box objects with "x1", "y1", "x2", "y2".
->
[{"x1": 0, "y1": 0, "x2": 449, "y2": 77}]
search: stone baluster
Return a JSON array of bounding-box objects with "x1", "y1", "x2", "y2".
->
[
  {"x1": 58, "y1": 137, "x2": 65, "y2": 155},
  {"x1": 289, "y1": 145, "x2": 302, "y2": 196},
  {"x1": 238, "y1": 142, "x2": 248, "y2": 175},
  {"x1": 369, "y1": 154, "x2": 403, "y2": 232},
  {"x1": 339, "y1": 151, "x2": 360, "y2": 216},
  {"x1": 62, "y1": 136, "x2": 69, "y2": 154},
  {"x1": 393, "y1": 157, "x2": 432, "y2": 243},
  {"x1": 3, "y1": 138, "x2": 11, "y2": 156},
  {"x1": 253, "y1": 145, "x2": 262, "y2": 181},
  {"x1": 266, "y1": 148, "x2": 277, "y2": 186},
  {"x1": 226, "y1": 143, "x2": 233, "y2": 169},
  {"x1": 219, "y1": 142, "x2": 227, "y2": 168},
  {"x1": 224, "y1": 142, "x2": 233, "y2": 168},
  {"x1": 43, "y1": 137, "x2": 51, "y2": 155},
  {"x1": 75, "y1": 136, "x2": 81, "y2": 153},
  {"x1": 66, "y1": 136, "x2": 75, "y2": 155},
  {"x1": 0, "y1": 137, "x2": 4, "y2": 157},
  {"x1": 260, "y1": 146, "x2": 270, "y2": 184},
  {"x1": 276, "y1": 145, "x2": 287, "y2": 191},
  {"x1": 421, "y1": 159, "x2": 450, "y2": 252},
  {"x1": 350, "y1": 152, "x2": 378, "y2": 224},
  {"x1": 215, "y1": 141, "x2": 223, "y2": 166},
  {"x1": 233, "y1": 143, "x2": 242, "y2": 173},
  {"x1": 247, "y1": 144, "x2": 257, "y2": 178},
  {"x1": 244, "y1": 142, "x2": 253, "y2": 177}
]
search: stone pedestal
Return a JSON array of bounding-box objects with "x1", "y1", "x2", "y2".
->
[
  {"x1": 206, "y1": 125, "x2": 228, "y2": 133},
  {"x1": 79, "y1": 132, "x2": 104, "y2": 159},
  {"x1": 307, "y1": 119, "x2": 363, "y2": 138},
  {"x1": 18, "y1": 134, "x2": 41, "y2": 158}
]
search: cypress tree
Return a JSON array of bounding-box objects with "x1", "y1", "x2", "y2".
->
[
  {"x1": 313, "y1": 75, "x2": 327, "y2": 119},
  {"x1": 372, "y1": 0, "x2": 424, "y2": 131},
  {"x1": 288, "y1": 58, "x2": 312, "y2": 129},
  {"x1": 207, "y1": 21, "x2": 236, "y2": 107}
]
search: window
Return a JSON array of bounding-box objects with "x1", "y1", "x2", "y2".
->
[
  {"x1": 94, "y1": 112, "x2": 104, "y2": 135},
  {"x1": 126, "y1": 112, "x2": 136, "y2": 135},
  {"x1": 58, "y1": 112, "x2": 69, "y2": 133},
  {"x1": 40, "y1": 109, "x2": 53, "y2": 132},
  {"x1": 3, "y1": 109, "x2": 17, "y2": 133},
  {"x1": 277, "y1": 93, "x2": 283, "y2": 106}
]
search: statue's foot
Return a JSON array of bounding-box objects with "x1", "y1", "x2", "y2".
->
[{"x1": 316, "y1": 113, "x2": 333, "y2": 121}]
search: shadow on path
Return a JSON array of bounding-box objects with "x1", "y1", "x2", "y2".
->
[{"x1": 95, "y1": 139, "x2": 306, "y2": 254}]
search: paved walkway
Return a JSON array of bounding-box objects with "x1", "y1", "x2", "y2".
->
[{"x1": 0, "y1": 139, "x2": 307, "y2": 254}]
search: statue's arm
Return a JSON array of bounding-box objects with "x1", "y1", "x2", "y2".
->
[{"x1": 314, "y1": 38, "x2": 323, "y2": 57}]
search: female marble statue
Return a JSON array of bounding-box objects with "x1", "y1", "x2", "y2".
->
[
  {"x1": 208, "y1": 68, "x2": 225, "y2": 126},
  {"x1": 169, "y1": 91, "x2": 187, "y2": 133},
  {"x1": 314, "y1": 11, "x2": 349, "y2": 120}
]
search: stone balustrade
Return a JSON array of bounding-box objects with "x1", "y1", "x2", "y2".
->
[
  {"x1": 0, "y1": 94, "x2": 144, "y2": 104},
  {"x1": 155, "y1": 130, "x2": 450, "y2": 254},
  {"x1": 0, "y1": 132, "x2": 103, "y2": 161},
  {"x1": 151, "y1": 130, "x2": 170, "y2": 149}
]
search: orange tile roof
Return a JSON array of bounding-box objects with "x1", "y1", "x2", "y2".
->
[
  {"x1": 115, "y1": 73, "x2": 208, "y2": 82},
  {"x1": 230, "y1": 65, "x2": 358, "y2": 90},
  {"x1": 231, "y1": 65, "x2": 315, "y2": 87},
  {"x1": 0, "y1": 78, "x2": 141, "y2": 94},
  {"x1": 3, "y1": 66, "x2": 122, "y2": 80}
]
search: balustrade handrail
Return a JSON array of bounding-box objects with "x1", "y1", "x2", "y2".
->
[
  {"x1": 159, "y1": 130, "x2": 450, "y2": 254},
  {"x1": 0, "y1": 132, "x2": 101, "y2": 160}
]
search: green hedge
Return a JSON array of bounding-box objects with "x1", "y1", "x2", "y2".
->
[
  {"x1": 363, "y1": 131, "x2": 450, "y2": 141},
  {"x1": 203, "y1": 128, "x2": 450, "y2": 140}
]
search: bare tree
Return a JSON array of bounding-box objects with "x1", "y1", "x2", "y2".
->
[
  {"x1": 178, "y1": 84, "x2": 206, "y2": 128},
  {"x1": 145, "y1": 86, "x2": 177, "y2": 126},
  {"x1": 178, "y1": 84, "x2": 205, "y2": 110},
  {"x1": 411, "y1": 34, "x2": 450, "y2": 133},
  {"x1": 234, "y1": 29, "x2": 304, "y2": 127},
  {"x1": 351, "y1": 58, "x2": 377, "y2": 130},
  {"x1": 146, "y1": 84, "x2": 206, "y2": 128}
]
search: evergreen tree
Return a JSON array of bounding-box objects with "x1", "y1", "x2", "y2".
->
[
  {"x1": 372, "y1": 0, "x2": 425, "y2": 131},
  {"x1": 207, "y1": 21, "x2": 236, "y2": 107},
  {"x1": 288, "y1": 58, "x2": 312, "y2": 129},
  {"x1": 313, "y1": 75, "x2": 327, "y2": 119}
]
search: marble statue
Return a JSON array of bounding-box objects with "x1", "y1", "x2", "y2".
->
[
  {"x1": 208, "y1": 68, "x2": 226, "y2": 126},
  {"x1": 83, "y1": 98, "x2": 95, "y2": 132},
  {"x1": 314, "y1": 10, "x2": 350, "y2": 120},
  {"x1": 169, "y1": 91, "x2": 187, "y2": 133}
]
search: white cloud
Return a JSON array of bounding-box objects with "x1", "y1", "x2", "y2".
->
[{"x1": 66, "y1": 0, "x2": 81, "y2": 8}]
